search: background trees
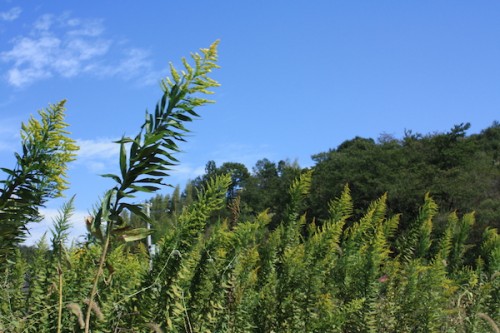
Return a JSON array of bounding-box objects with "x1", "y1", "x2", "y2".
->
[
  {"x1": 2, "y1": 168, "x2": 498, "y2": 332},
  {"x1": 309, "y1": 122, "x2": 500, "y2": 241},
  {"x1": 184, "y1": 121, "x2": 499, "y2": 255}
]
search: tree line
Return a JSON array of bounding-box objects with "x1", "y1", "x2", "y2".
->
[{"x1": 142, "y1": 121, "x2": 499, "y2": 262}]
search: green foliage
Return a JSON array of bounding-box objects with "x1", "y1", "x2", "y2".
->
[
  {"x1": 309, "y1": 122, "x2": 500, "y2": 248},
  {"x1": 89, "y1": 41, "x2": 221, "y2": 245},
  {"x1": 192, "y1": 158, "x2": 303, "y2": 226},
  {"x1": 396, "y1": 193, "x2": 438, "y2": 262},
  {"x1": 79, "y1": 40, "x2": 220, "y2": 333},
  {"x1": 1, "y1": 42, "x2": 499, "y2": 332},
  {"x1": 0, "y1": 100, "x2": 78, "y2": 260},
  {"x1": 127, "y1": 173, "x2": 232, "y2": 331},
  {"x1": 2, "y1": 173, "x2": 499, "y2": 332}
]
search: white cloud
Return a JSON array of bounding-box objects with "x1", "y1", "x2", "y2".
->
[
  {"x1": 23, "y1": 208, "x2": 89, "y2": 246},
  {"x1": 170, "y1": 163, "x2": 206, "y2": 182},
  {"x1": 1, "y1": 16, "x2": 110, "y2": 87},
  {"x1": 1, "y1": 12, "x2": 158, "y2": 87},
  {"x1": 33, "y1": 13, "x2": 53, "y2": 31},
  {"x1": 6, "y1": 66, "x2": 50, "y2": 86},
  {"x1": 0, "y1": 7, "x2": 21, "y2": 22},
  {"x1": 88, "y1": 47, "x2": 161, "y2": 86},
  {"x1": 77, "y1": 138, "x2": 119, "y2": 159},
  {"x1": 86, "y1": 161, "x2": 107, "y2": 173},
  {"x1": 66, "y1": 19, "x2": 104, "y2": 37},
  {"x1": 114, "y1": 48, "x2": 152, "y2": 78},
  {"x1": 75, "y1": 138, "x2": 120, "y2": 172}
]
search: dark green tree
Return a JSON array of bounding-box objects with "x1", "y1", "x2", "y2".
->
[{"x1": 309, "y1": 122, "x2": 500, "y2": 249}]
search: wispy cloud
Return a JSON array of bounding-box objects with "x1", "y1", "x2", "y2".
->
[
  {"x1": 0, "y1": 7, "x2": 21, "y2": 22},
  {"x1": 77, "y1": 138, "x2": 119, "y2": 160},
  {"x1": 1, "y1": 12, "x2": 159, "y2": 87},
  {"x1": 168, "y1": 163, "x2": 206, "y2": 185},
  {"x1": 1, "y1": 14, "x2": 109, "y2": 87},
  {"x1": 87, "y1": 47, "x2": 160, "y2": 86},
  {"x1": 23, "y1": 208, "x2": 89, "y2": 246},
  {"x1": 75, "y1": 138, "x2": 120, "y2": 173},
  {"x1": 172, "y1": 164, "x2": 206, "y2": 178}
]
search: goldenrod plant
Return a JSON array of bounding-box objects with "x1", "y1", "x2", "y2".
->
[
  {"x1": 81, "y1": 41, "x2": 220, "y2": 332},
  {"x1": 0, "y1": 41, "x2": 498, "y2": 332},
  {"x1": 0, "y1": 101, "x2": 78, "y2": 261}
]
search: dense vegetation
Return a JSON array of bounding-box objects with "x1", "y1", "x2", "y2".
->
[
  {"x1": 1, "y1": 42, "x2": 498, "y2": 332},
  {"x1": 147, "y1": 121, "x2": 499, "y2": 262}
]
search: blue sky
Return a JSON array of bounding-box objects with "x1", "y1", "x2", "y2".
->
[{"x1": 0, "y1": 1, "x2": 499, "y2": 245}]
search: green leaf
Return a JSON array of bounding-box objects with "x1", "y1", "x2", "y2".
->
[
  {"x1": 143, "y1": 170, "x2": 168, "y2": 177},
  {"x1": 135, "y1": 177, "x2": 165, "y2": 185},
  {"x1": 172, "y1": 113, "x2": 192, "y2": 122},
  {"x1": 115, "y1": 227, "x2": 152, "y2": 242},
  {"x1": 119, "y1": 203, "x2": 151, "y2": 222},
  {"x1": 128, "y1": 185, "x2": 160, "y2": 193},
  {"x1": 159, "y1": 92, "x2": 168, "y2": 112},
  {"x1": 119, "y1": 141, "x2": 127, "y2": 179},
  {"x1": 115, "y1": 137, "x2": 134, "y2": 144},
  {"x1": 101, "y1": 173, "x2": 122, "y2": 184},
  {"x1": 0, "y1": 167, "x2": 16, "y2": 176},
  {"x1": 136, "y1": 143, "x2": 162, "y2": 160},
  {"x1": 130, "y1": 136, "x2": 141, "y2": 160},
  {"x1": 144, "y1": 132, "x2": 167, "y2": 146}
]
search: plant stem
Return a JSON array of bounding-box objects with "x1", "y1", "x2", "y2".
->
[
  {"x1": 84, "y1": 227, "x2": 112, "y2": 333},
  {"x1": 56, "y1": 264, "x2": 63, "y2": 333}
]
